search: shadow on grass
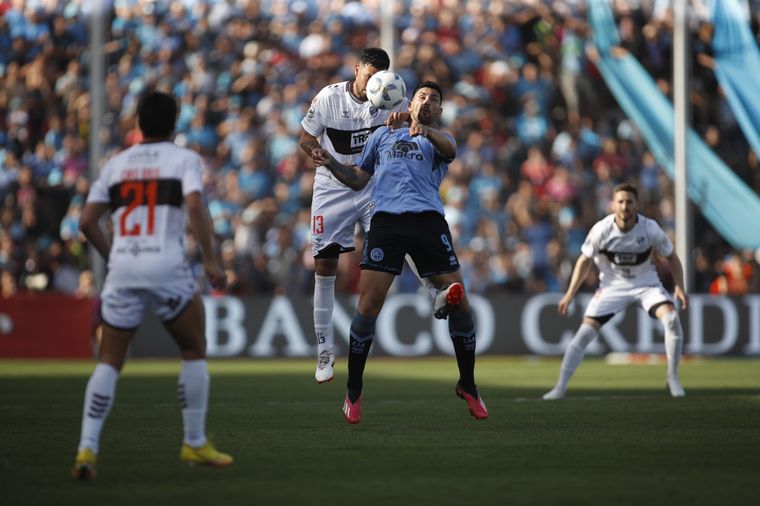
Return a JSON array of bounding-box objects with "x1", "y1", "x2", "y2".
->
[{"x1": 1, "y1": 373, "x2": 759, "y2": 506}]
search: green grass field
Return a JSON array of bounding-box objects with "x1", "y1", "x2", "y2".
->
[{"x1": 1, "y1": 357, "x2": 758, "y2": 506}]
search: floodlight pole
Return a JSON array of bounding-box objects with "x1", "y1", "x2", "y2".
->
[
  {"x1": 380, "y1": 0, "x2": 396, "y2": 68},
  {"x1": 674, "y1": 0, "x2": 693, "y2": 292},
  {"x1": 89, "y1": 0, "x2": 107, "y2": 290}
]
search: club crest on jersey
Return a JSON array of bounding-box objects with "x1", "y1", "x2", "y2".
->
[
  {"x1": 387, "y1": 140, "x2": 423, "y2": 160},
  {"x1": 369, "y1": 105, "x2": 379, "y2": 116},
  {"x1": 370, "y1": 248, "x2": 384, "y2": 262}
]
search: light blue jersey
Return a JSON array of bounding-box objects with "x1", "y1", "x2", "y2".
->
[{"x1": 356, "y1": 126, "x2": 456, "y2": 215}]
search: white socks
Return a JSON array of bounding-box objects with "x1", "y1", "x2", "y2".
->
[
  {"x1": 78, "y1": 363, "x2": 119, "y2": 453},
  {"x1": 661, "y1": 311, "x2": 683, "y2": 382},
  {"x1": 77, "y1": 360, "x2": 210, "y2": 453},
  {"x1": 314, "y1": 274, "x2": 336, "y2": 354},
  {"x1": 178, "y1": 360, "x2": 209, "y2": 448},
  {"x1": 404, "y1": 254, "x2": 439, "y2": 301},
  {"x1": 554, "y1": 323, "x2": 598, "y2": 392}
]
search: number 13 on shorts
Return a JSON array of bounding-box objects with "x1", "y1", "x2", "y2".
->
[{"x1": 313, "y1": 215, "x2": 324, "y2": 234}]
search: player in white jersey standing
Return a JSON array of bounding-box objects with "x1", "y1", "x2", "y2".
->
[
  {"x1": 543, "y1": 183, "x2": 688, "y2": 400},
  {"x1": 72, "y1": 91, "x2": 232, "y2": 480},
  {"x1": 300, "y1": 48, "x2": 453, "y2": 384}
]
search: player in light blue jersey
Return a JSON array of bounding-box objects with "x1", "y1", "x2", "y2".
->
[
  {"x1": 311, "y1": 81, "x2": 488, "y2": 423},
  {"x1": 352, "y1": 116, "x2": 453, "y2": 216},
  {"x1": 299, "y1": 47, "x2": 442, "y2": 384}
]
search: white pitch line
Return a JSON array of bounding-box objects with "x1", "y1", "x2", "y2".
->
[
  {"x1": 266, "y1": 399, "x2": 407, "y2": 406},
  {"x1": 515, "y1": 394, "x2": 666, "y2": 402},
  {"x1": 517, "y1": 394, "x2": 760, "y2": 402}
]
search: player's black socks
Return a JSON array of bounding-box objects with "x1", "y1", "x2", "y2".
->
[
  {"x1": 449, "y1": 310, "x2": 476, "y2": 394},
  {"x1": 347, "y1": 311, "x2": 376, "y2": 403}
]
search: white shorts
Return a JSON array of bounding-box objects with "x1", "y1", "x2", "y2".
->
[
  {"x1": 584, "y1": 285, "x2": 674, "y2": 320},
  {"x1": 100, "y1": 280, "x2": 198, "y2": 330},
  {"x1": 311, "y1": 173, "x2": 374, "y2": 257}
]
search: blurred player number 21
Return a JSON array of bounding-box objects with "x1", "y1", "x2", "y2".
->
[{"x1": 119, "y1": 179, "x2": 158, "y2": 236}]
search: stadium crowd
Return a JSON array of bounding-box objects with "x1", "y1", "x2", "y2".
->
[{"x1": 0, "y1": 0, "x2": 759, "y2": 300}]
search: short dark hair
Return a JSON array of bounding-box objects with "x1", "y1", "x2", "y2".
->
[
  {"x1": 359, "y1": 47, "x2": 390, "y2": 70},
  {"x1": 412, "y1": 81, "x2": 444, "y2": 101},
  {"x1": 613, "y1": 182, "x2": 639, "y2": 200},
  {"x1": 137, "y1": 91, "x2": 178, "y2": 138}
]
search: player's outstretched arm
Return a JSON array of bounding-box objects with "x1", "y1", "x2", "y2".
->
[
  {"x1": 311, "y1": 148, "x2": 371, "y2": 191},
  {"x1": 559, "y1": 255, "x2": 593, "y2": 316},
  {"x1": 80, "y1": 203, "x2": 111, "y2": 260},
  {"x1": 666, "y1": 252, "x2": 689, "y2": 310},
  {"x1": 186, "y1": 192, "x2": 226, "y2": 291}
]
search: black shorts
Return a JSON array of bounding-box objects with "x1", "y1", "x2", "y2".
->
[{"x1": 361, "y1": 211, "x2": 460, "y2": 277}]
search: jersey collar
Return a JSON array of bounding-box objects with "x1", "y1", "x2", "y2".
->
[
  {"x1": 346, "y1": 80, "x2": 365, "y2": 105},
  {"x1": 614, "y1": 213, "x2": 639, "y2": 233}
]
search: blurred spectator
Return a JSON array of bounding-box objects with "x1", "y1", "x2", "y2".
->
[
  {"x1": 1, "y1": 268, "x2": 17, "y2": 298},
  {"x1": 710, "y1": 253, "x2": 754, "y2": 295}
]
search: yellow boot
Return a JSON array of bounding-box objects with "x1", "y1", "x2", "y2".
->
[{"x1": 180, "y1": 441, "x2": 233, "y2": 468}]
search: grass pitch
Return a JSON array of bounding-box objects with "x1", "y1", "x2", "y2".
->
[{"x1": 1, "y1": 357, "x2": 758, "y2": 506}]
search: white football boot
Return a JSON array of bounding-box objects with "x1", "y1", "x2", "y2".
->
[
  {"x1": 667, "y1": 377, "x2": 685, "y2": 398},
  {"x1": 433, "y1": 282, "x2": 464, "y2": 320},
  {"x1": 315, "y1": 349, "x2": 335, "y2": 384},
  {"x1": 542, "y1": 386, "x2": 567, "y2": 400}
]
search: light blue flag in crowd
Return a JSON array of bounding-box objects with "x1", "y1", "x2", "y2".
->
[
  {"x1": 588, "y1": 0, "x2": 760, "y2": 250},
  {"x1": 710, "y1": 0, "x2": 760, "y2": 156}
]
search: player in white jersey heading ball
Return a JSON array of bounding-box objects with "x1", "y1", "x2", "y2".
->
[
  {"x1": 300, "y1": 48, "x2": 452, "y2": 384},
  {"x1": 72, "y1": 91, "x2": 232, "y2": 480},
  {"x1": 543, "y1": 182, "x2": 688, "y2": 400}
]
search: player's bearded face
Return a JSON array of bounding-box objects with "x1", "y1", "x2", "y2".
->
[
  {"x1": 412, "y1": 88, "x2": 442, "y2": 125},
  {"x1": 354, "y1": 64, "x2": 382, "y2": 100},
  {"x1": 613, "y1": 191, "x2": 638, "y2": 221}
]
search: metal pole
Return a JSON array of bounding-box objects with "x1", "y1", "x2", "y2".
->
[
  {"x1": 674, "y1": 0, "x2": 692, "y2": 292},
  {"x1": 89, "y1": 0, "x2": 106, "y2": 289},
  {"x1": 380, "y1": 0, "x2": 395, "y2": 68}
]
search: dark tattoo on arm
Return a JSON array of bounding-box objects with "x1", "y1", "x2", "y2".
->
[{"x1": 325, "y1": 159, "x2": 369, "y2": 190}]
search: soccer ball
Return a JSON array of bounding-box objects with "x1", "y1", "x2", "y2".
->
[{"x1": 366, "y1": 71, "x2": 406, "y2": 110}]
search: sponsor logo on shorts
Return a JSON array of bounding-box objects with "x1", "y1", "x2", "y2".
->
[
  {"x1": 165, "y1": 296, "x2": 182, "y2": 311},
  {"x1": 370, "y1": 248, "x2": 384, "y2": 262}
]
